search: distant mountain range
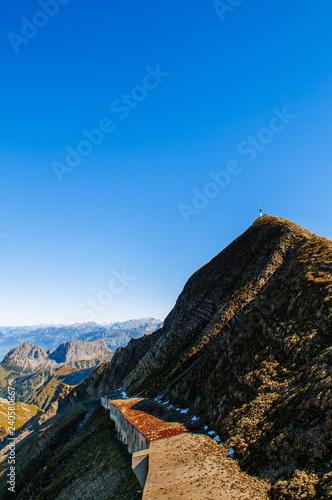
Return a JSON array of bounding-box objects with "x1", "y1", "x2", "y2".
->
[
  {"x1": 0, "y1": 318, "x2": 162, "y2": 405},
  {"x1": 2, "y1": 339, "x2": 112, "y2": 373},
  {"x1": 0, "y1": 318, "x2": 163, "y2": 361}
]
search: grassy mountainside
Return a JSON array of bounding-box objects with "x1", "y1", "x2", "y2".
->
[
  {"x1": 0, "y1": 406, "x2": 141, "y2": 499},
  {"x1": 0, "y1": 365, "x2": 74, "y2": 404},
  {"x1": 26, "y1": 365, "x2": 79, "y2": 410},
  {"x1": 87, "y1": 216, "x2": 332, "y2": 497},
  {"x1": 0, "y1": 365, "x2": 18, "y2": 392},
  {"x1": 0, "y1": 399, "x2": 41, "y2": 440}
]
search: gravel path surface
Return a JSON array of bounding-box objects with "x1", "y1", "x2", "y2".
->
[{"x1": 143, "y1": 433, "x2": 269, "y2": 500}]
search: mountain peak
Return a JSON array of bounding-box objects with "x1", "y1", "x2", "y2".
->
[
  {"x1": 87, "y1": 217, "x2": 331, "y2": 493},
  {"x1": 252, "y1": 214, "x2": 314, "y2": 235},
  {"x1": 48, "y1": 338, "x2": 112, "y2": 364},
  {"x1": 2, "y1": 343, "x2": 48, "y2": 372}
]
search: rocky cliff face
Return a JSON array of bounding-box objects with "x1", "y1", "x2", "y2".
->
[
  {"x1": 88, "y1": 216, "x2": 332, "y2": 496},
  {"x1": 1, "y1": 342, "x2": 49, "y2": 372}
]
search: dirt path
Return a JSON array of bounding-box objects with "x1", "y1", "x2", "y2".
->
[{"x1": 143, "y1": 433, "x2": 269, "y2": 500}]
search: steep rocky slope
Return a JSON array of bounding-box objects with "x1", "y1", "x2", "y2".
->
[
  {"x1": 88, "y1": 216, "x2": 332, "y2": 497},
  {"x1": 83, "y1": 330, "x2": 162, "y2": 397}
]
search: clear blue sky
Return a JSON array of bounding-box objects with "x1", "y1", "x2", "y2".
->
[{"x1": 1, "y1": 0, "x2": 331, "y2": 325}]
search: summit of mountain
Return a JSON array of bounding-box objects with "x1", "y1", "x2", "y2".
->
[{"x1": 85, "y1": 215, "x2": 332, "y2": 495}]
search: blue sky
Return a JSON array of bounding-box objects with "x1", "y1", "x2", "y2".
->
[{"x1": 0, "y1": 0, "x2": 332, "y2": 325}]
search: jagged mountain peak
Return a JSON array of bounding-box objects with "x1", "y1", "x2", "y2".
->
[
  {"x1": 48, "y1": 338, "x2": 112, "y2": 364},
  {"x1": 2, "y1": 343, "x2": 48, "y2": 372}
]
